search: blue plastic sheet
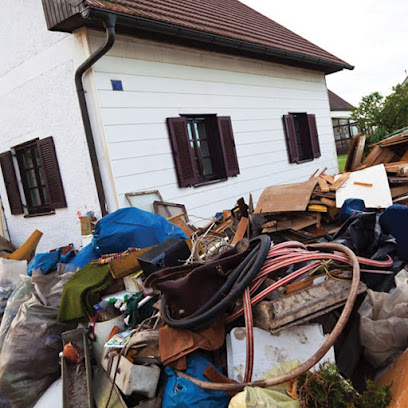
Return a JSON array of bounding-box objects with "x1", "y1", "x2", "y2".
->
[
  {"x1": 70, "y1": 208, "x2": 187, "y2": 267},
  {"x1": 380, "y1": 204, "x2": 408, "y2": 261},
  {"x1": 162, "y1": 352, "x2": 230, "y2": 408},
  {"x1": 339, "y1": 198, "x2": 366, "y2": 223}
]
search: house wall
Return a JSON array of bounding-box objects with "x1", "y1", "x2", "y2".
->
[
  {"x1": 88, "y1": 31, "x2": 339, "y2": 222},
  {"x1": 0, "y1": 2, "x2": 101, "y2": 251}
]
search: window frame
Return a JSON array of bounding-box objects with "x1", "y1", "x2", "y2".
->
[
  {"x1": 282, "y1": 113, "x2": 321, "y2": 164},
  {"x1": 166, "y1": 114, "x2": 239, "y2": 188},
  {"x1": 14, "y1": 139, "x2": 52, "y2": 215}
]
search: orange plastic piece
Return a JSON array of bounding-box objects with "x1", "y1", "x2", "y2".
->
[{"x1": 8, "y1": 230, "x2": 43, "y2": 262}]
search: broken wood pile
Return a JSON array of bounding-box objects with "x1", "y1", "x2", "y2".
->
[{"x1": 346, "y1": 127, "x2": 408, "y2": 205}]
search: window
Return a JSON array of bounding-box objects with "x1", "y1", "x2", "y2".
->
[
  {"x1": 282, "y1": 113, "x2": 321, "y2": 163},
  {"x1": 166, "y1": 115, "x2": 239, "y2": 187},
  {"x1": 0, "y1": 137, "x2": 67, "y2": 215}
]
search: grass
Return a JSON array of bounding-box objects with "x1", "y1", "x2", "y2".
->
[{"x1": 338, "y1": 154, "x2": 347, "y2": 172}]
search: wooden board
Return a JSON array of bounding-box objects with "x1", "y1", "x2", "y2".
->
[
  {"x1": 335, "y1": 164, "x2": 393, "y2": 209},
  {"x1": 253, "y1": 279, "x2": 367, "y2": 332},
  {"x1": 344, "y1": 135, "x2": 367, "y2": 171},
  {"x1": 320, "y1": 197, "x2": 336, "y2": 207},
  {"x1": 330, "y1": 172, "x2": 350, "y2": 191},
  {"x1": 255, "y1": 178, "x2": 319, "y2": 214},
  {"x1": 232, "y1": 217, "x2": 249, "y2": 245},
  {"x1": 401, "y1": 150, "x2": 408, "y2": 162},
  {"x1": 362, "y1": 145, "x2": 383, "y2": 167},
  {"x1": 391, "y1": 184, "x2": 408, "y2": 198},
  {"x1": 320, "y1": 174, "x2": 334, "y2": 184},
  {"x1": 318, "y1": 177, "x2": 330, "y2": 192},
  {"x1": 385, "y1": 161, "x2": 408, "y2": 176}
]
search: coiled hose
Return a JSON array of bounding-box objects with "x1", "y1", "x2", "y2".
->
[
  {"x1": 175, "y1": 242, "x2": 362, "y2": 391},
  {"x1": 160, "y1": 234, "x2": 271, "y2": 329}
]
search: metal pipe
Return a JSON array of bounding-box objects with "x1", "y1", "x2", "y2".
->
[{"x1": 75, "y1": 13, "x2": 117, "y2": 216}]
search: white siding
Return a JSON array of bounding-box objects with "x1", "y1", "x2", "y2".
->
[
  {"x1": 89, "y1": 32, "x2": 338, "y2": 221},
  {"x1": 0, "y1": 3, "x2": 100, "y2": 251}
]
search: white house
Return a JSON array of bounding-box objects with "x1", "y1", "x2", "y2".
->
[{"x1": 0, "y1": 0, "x2": 352, "y2": 251}]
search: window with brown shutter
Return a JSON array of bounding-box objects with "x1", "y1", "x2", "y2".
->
[
  {"x1": 0, "y1": 151, "x2": 24, "y2": 215},
  {"x1": 282, "y1": 113, "x2": 321, "y2": 163},
  {"x1": 166, "y1": 114, "x2": 239, "y2": 187},
  {"x1": 0, "y1": 137, "x2": 67, "y2": 216}
]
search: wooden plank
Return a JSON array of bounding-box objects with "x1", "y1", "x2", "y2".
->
[
  {"x1": 309, "y1": 168, "x2": 319, "y2": 179},
  {"x1": 388, "y1": 176, "x2": 408, "y2": 184},
  {"x1": 308, "y1": 204, "x2": 327, "y2": 213},
  {"x1": 255, "y1": 178, "x2": 319, "y2": 214},
  {"x1": 354, "y1": 182, "x2": 373, "y2": 188},
  {"x1": 391, "y1": 184, "x2": 408, "y2": 198},
  {"x1": 330, "y1": 172, "x2": 351, "y2": 191},
  {"x1": 401, "y1": 150, "x2": 408, "y2": 162},
  {"x1": 167, "y1": 213, "x2": 195, "y2": 238},
  {"x1": 320, "y1": 197, "x2": 336, "y2": 207},
  {"x1": 232, "y1": 217, "x2": 249, "y2": 245},
  {"x1": 385, "y1": 161, "x2": 408, "y2": 175},
  {"x1": 320, "y1": 174, "x2": 334, "y2": 184},
  {"x1": 318, "y1": 177, "x2": 330, "y2": 192},
  {"x1": 351, "y1": 134, "x2": 366, "y2": 170},
  {"x1": 253, "y1": 279, "x2": 367, "y2": 332},
  {"x1": 362, "y1": 145, "x2": 383, "y2": 167},
  {"x1": 344, "y1": 135, "x2": 360, "y2": 172}
]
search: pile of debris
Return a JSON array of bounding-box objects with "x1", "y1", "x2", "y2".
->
[{"x1": 2, "y1": 129, "x2": 408, "y2": 408}]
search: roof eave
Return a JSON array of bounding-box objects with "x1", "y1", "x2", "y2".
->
[{"x1": 56, "y1": 7, "x2": 354, "y2": 74}]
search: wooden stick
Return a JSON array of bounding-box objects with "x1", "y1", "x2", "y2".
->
[{"x1": 353, "y1": 182, "x2": 373, "y2": 188}]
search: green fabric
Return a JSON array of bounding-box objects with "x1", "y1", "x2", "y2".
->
[{"x1": 57, "y1": 263, "x2": 113, "y2": 322}]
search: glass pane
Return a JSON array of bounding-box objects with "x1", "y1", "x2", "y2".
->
[
  {"x1": 22, "y1": 150, "x2": 33, "y2": 169},
  {"x1": 30, "y1": 189, "x2": 41, "y2": 207},
  {"x1": 200, "y1": 140, "x2": 209, "y2": 157},
  {"x1": 34, "y1": 148, "x2": 41, "y2": 166},
  {"x1": 187, "y1": 122, "x2": 194, "y2": 141},
  {"x1": 38, "y1": 167, "x2": 46, "y2": 185},
  {"x1": 26, "y1": 169, "x2": 38, "y2": 188},
  {"x1": 41, "y1": 186, "x2": 50, "y2": 204},
  {"x1": 202, "y1": 158, "x2": 213, "y2": 175},
  {"x1": 195, "y1": 121, "x2": 207, "y2": 140}
]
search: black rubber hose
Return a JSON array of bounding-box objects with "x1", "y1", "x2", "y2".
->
[{"x1": 161, "y1": 234, "x2": 271, "y2": 329}]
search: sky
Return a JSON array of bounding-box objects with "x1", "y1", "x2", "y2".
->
[{"x1": 239, "y1": 0, "x2": 408, "y2": 106}]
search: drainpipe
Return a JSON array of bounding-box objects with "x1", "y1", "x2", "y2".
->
[{"x1": 75, "y1": 12, "x2": 117, "y2": 217}]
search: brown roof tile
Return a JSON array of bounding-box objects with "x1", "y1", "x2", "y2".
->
[
  {"x1": 328, "y1": 90, "x2": 354, "y2": 111},
  {"x1": 85, "y1": 0, "x2": 351, "y2": 69}
]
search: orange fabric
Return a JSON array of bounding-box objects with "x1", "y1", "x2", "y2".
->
[{"x1": 159, "y1": 318, "x2": 225, "y2": 370}]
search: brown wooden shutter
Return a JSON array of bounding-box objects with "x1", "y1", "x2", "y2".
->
[
  {"x1": 166, "y1": 117, "x2": 198, "y2": 187},
  {"x1": 37, "y1": 137, "x2": 67, "y2": 208},
  {"x1": 307, "y1": 114, "x2": 321, "y2": 158},
  {"x1": 282, "y1": 114, "x2": 300, "y2": 163},
  {"x1": 218, "y1": 116, "x2": 240, "y2": 177},
  {"x1": 0, "y1": 151, "x2": 24, "y2": 215}
]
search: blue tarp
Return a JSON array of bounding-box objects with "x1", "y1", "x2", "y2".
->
[
  {"x1": 70, "y1": 207, "x2": 187, "y2": 267},
  {"x1": 27, "y1": 248, "x2": 75, "y2": 276},
  {"x1": 162, "y1": 352, "x2": 230, "y2": 408},
  {"x1": 379, "y1": 204, "x2": 408, "y2": 261}
]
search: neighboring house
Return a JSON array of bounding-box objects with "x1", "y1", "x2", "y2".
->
[
  {"x1": 0, "y1": 0, "x2": 352, "y2": 251},
  {"x1": 328, "y1": 90, "x2": 359, "y2": 154}
]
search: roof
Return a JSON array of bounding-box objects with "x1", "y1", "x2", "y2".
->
[
  {"x1": 328, "y1": 90, "x2": 354, "y2": 111},
  {"x1": 42, "y1": 0, "x2": 353, "y2": 73},
  {"x1": 85, "y1": 0, "x2": 351, "y2": 70}
]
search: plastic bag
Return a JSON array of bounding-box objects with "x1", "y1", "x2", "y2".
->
[
  {"x1": 359, "y1": 269, "x2": 408, "y2": 367},
  {"x1": 229, "y1": 361, "x2": 301, "y2": 408},
  {"x1": 0, "y1": 276, "x2": 34, "y2": 352},
  {"x1": 0, "y1": 271, "x2": 76, "y2": 408}
]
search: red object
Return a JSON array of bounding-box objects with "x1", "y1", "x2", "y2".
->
[{"x1": 63, "y1": 342, "x2": 83, "y2": 364}]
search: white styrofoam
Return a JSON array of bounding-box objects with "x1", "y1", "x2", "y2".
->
[
  {"x1": 335, "y1": 164, "x2": 393, "y2": 209},
  {"x1": 226, "y1": 325, "x2": 335, "y2": 382},
  {"x1": 33, "y1": 379, "x2": 62, "y2": 408}
]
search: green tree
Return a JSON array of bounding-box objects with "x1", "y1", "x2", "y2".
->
[
  {"x1": 350, "y1": 92, "x2": 383, "y2": 136},
  {"x1": 351, "y1": 81, "x2": 408, "y2": 138},
  {"x1": 380, "y1": 82, "x2": 408, "y2": 132}
]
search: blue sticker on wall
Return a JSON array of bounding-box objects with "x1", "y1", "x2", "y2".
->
[{"x1": 111, "y1": 80, "x2": 123, "y2": 91}]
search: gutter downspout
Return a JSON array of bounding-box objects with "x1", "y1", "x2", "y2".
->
[{"x1": 75, "y1": 12, "x2": 117, "y2": 217}]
